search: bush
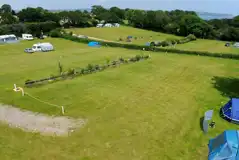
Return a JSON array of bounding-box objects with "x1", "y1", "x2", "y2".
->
[
  {"x1": 49, "y1": 28, "x2": 62, "y2": 37},
  {"x1": 66, "y1": 68, "x2": 75, "y2": 76},
  {"x1": 135, "y1": 55, "x2": 142, "y2": 61},
  {"x1": 186, "y1": 34, "x2": 197, "y2": 41}
]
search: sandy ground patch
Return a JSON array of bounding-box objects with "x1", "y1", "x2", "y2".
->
[{"x1": 0, "y1": 104, "x2": 86, "y2": 136}]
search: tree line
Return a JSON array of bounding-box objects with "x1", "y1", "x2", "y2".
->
[{"x1": 1, "y1": 4, "x2": 239, "y2": 41}]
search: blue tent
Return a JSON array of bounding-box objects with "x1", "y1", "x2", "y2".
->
[
  {"x1": 221, "y1": 98, "x2": 239, "y2": 123},
  {"x1": 88, "y1": 41, "x2": 101, "y2": 47},
  {"x1": 208, "y1": 130, "x2": 239, "y2": 160}
]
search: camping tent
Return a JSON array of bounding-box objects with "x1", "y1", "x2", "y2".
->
[
  {"x1": 88, "y1": 41, "x2": 101, "y2": 47},
  {"x1": 221, "y1": 98, "x2": 239, "y2": 123},
  {"x1": 208, "y1": 130, "x2": 239, "y2": 160}
]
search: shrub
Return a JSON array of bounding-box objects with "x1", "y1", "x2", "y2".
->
[
  {"x1": 49, "y1": 28, "x2": 62, "y2": 37},
  {"x1": 111, "y1": 60, "x2": 118, "y2": 66},
  {"x1": 66, "y1": 68, "x2": 75, "y2": 76},
  {"x1": 186, "y1": 34, "x2": 197, "y2": 41},
  {"x1": 95, "y1": 64, "x2": 100, "y2": 71},
  {"x1": 119, "y1": 57, "x2": 125, "y2": 63},
  {"x1": 86, "y1": 64, "x2": 94, "y2": 72},
  {"x1": 135, "y1": 55, "x2": 142, "y2": 61},
  {"x1": 150, "y1": 41, "x2": 156, "y2": 47}
]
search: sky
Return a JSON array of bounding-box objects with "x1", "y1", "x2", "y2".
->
[{"x1": 0, "y1": 0, "x2": 238, "y2": 15}]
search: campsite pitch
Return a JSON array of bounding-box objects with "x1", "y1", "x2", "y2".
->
[{"x1": 1, "y1": 38, "x2": 239, "y2": 160}]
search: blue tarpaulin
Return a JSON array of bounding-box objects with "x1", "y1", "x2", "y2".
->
[
  {"x1": 208, "y1": 130, "x2": 239, "y2": 160},
  {"x1": 221, "y1": 98, "x2": 239, "y2": 123}
]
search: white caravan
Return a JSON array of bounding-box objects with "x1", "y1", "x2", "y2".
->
[
  {"x1": 22, "y1": 34, "x2": 34, "y2": 40},
  {"x1": 0, "y1": 34, "x2": 18, "y2": 43},
  {"x1": 32, "y1": 43, "x2": 54, "y2": 52}
]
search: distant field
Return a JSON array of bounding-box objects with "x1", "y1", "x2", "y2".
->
[
  {"x1": 175, "y1": 39, "x2": 239, "y2": 54},
  {"x1": 67, "y1": 26, "x2": 239, "y2": 54},
  {"x1": 1, "y1": 38, "x2": 239, "y2": 160},
  {"x1": 66, "y1": 26, "x2": 179, "y2": 45}
]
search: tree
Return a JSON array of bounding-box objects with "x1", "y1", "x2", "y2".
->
[
  {"x1": 109, "y1": 7, "x2": 125, "y2": 21},
  {"x1": 0, "y1": 4, "x2": 12, "y2": 13},
  {"x1": 0, "y1": 13, "x2": 17, "y2": 24},
  {"x1": 91, "y1": 5, "x2": 107, "y2": 16}
]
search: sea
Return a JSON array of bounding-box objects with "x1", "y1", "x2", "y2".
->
[
  {"x1": 196, "y1": 12, "x2": 235, "y2": 20},
  {"x1": 44, "y1": 9, "x2": 236, "y2": 20}
]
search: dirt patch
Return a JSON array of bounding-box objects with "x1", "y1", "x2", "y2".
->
[{"x1": 0, "y1": 104, "x2": 86, "y2": 136}]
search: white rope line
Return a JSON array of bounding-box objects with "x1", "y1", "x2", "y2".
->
[
  {"x1": 13, "y1": 84, "x2": 65, "y2": 114},
  {"x1": 25, "y1": 92, "x2": 61, "y2": 108}
]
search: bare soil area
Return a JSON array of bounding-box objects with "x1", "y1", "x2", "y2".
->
[{"x1": 0, "y1": 104, "x2": 86, "y2": 136}]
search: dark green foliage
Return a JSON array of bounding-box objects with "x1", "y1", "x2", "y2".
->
[
  {"x1": 0, "y1": 21, "x2": 58, "y2": 37},
  {"x1": 66, "y1": 68, "x2": 75, "y2": 76},
  {"x1": 49, "y1": 28, "x2": 62, "y2": 37},
  {"x1": 119, "y1": 57, "x2": 125, "y2": 63}
]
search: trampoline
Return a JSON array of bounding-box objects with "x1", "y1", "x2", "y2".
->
[{"x1": 221, "y1": 98, "x2": 239, "y2": 124}]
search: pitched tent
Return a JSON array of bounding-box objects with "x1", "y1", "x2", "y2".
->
[
  {"x1": 88, "y1": 41, "x2": 101, "y2": 47},
  {"x1": 221, "y1": 98, "x2": 239, "y2": 123},
  {"x1": 208, "y1": 130, "x2": 239, "y2": 160}
]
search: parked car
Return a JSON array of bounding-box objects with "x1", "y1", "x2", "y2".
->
[{"x1": 24, "y1": 48, "x2": 34, "y2": 53}]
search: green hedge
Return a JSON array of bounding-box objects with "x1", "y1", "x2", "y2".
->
[
  {"x1": 159, "y1": 34, "x2": 197, "y2": 47},
  {"x1": 60, "y1": 33, "x2": 239, "y2": 60},
  {"x1": 25, "y1": 54, "x2": 151, "y2": 86}
]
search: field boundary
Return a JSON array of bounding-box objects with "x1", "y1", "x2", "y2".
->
[
  {"x1": 25, "y1": 54, "x2": 150, "y2": 86},
  {"x1": 61, "y1": 34, "x2": 239, "y2": 60}
]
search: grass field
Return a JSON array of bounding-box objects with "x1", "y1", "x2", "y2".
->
[
  {"x1": 67, "y1": 26, "x2": 239, "y2": 54},
  {"x1": 66, "y1": 26, "x2": 179, "y2": 44},
  {"x1": 1, "y1": 38, "x2": 239, "y2": 160},
  {"x1": 175, "y1": 39, "x2": 239, "y2": 54}
]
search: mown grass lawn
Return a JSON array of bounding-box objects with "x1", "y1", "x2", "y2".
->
[
  {"x1": 0, "y1": 38, "x2": 239, "y2": 160},
  {"x1": 175, "y1": 39, "x2": 239, "y2": 54},
  {"x1": 66, "y1": 26, "x2": 179, "y2": 45}
]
